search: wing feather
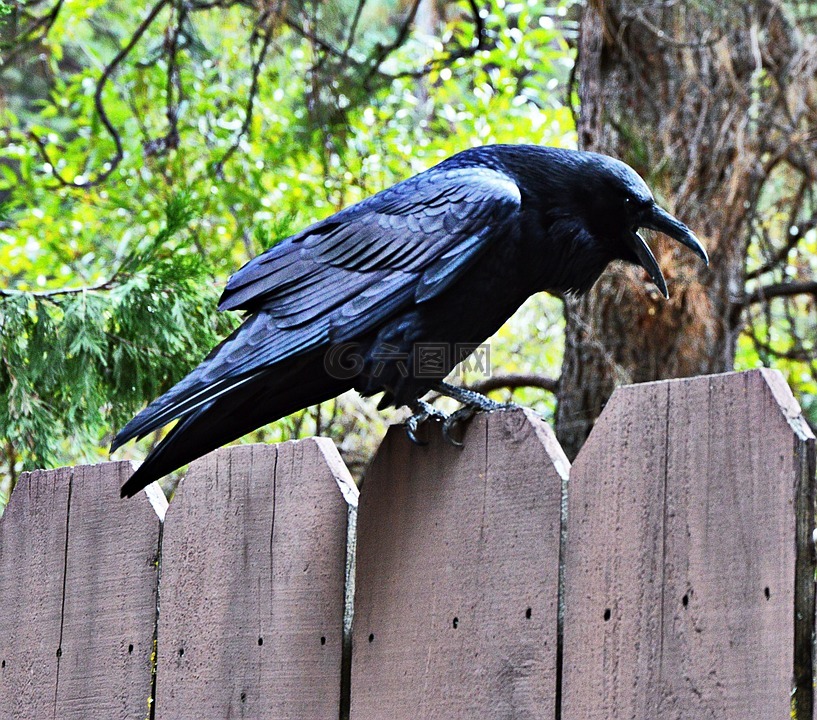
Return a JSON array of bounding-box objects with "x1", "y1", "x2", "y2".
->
[
  {"x1": 218, "y1": 166, "x2": 521, "y2": 312},
  {"x1": 118, "y1": 165, "x2": 522, "y2": 442}
]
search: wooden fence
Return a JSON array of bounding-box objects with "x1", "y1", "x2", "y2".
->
[{"x1": 0, "y1": 369, "x2": 814, "y2": 719}]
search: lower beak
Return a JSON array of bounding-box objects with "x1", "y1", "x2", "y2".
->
[
  {"x1": 626, "y1": 204, "x2": 709, "y2": 299},
  {"x1": 627, "y1": 230, "x2": 668, "y2": 299}
]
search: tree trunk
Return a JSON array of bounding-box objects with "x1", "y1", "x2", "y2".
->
[{"x1": 556, "y1": 0, "x2": 807, "y2": 458}]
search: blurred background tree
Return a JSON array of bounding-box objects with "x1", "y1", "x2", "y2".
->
[
  {"x1": 0, "y1": 0, "x2": 814, "y2": 509},
  {"x1": 558, "y1": 0, "x2": 817, "y2": 457}
]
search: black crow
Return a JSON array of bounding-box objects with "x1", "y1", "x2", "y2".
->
[{"x1": 113, "y1": 144, "x2": 708, "y2": 497}]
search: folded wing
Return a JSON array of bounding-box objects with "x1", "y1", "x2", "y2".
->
[{"x1": 112, "y1": 165, "x2": 522, "y2": 450}]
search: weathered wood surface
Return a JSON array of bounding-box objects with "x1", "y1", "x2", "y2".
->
[
  {"x1": 154, "y1": 439, "x2": 354, "y2": 719},
  {"x1": 350, "y1": 409, "x2": 569, "y2": 720},
  {"x1": 561, "y1": 369, "x2": 817, "y2": 720},
  {"x1": 0, "y1": 461, "x2": 163, "y2": 719}
]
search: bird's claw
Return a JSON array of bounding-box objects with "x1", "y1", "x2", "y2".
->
[
  {"x1": 441, "y1": 401, "x2": 522, "y2": 447},
  {"x1": 441, "y1": 406, "x2": 476, "y2": 447},
  {"x1": 427, "y1": 382, "x2": 528, "y2": 446},
  {"x1": 405, "y1": 400, "x2": 448, "y2": 446},
  {"x1": 406, "y1": 389, "x2": 524, "y2": 447}
]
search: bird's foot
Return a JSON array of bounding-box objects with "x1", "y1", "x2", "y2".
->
[
  {"x1": 433, "y1": 381, "x2": 524, "y2": 446},
  {"x1": 405, "y1": 400, "x2": 448, "y2": 446}
]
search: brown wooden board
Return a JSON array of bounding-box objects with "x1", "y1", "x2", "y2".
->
[
  {"x1": 561, "y1": 369, "x2": 817, "y2": 720},
  {"x1": 154, "y1": 439, "x2": 353, "y2": 719},
  {"x1": 0, "y1": 467, "x2": 70, "y2": 719},
  {"x1": 0, "y1": 461, "x2": 163, "y2": 719},
  {"x1": 349, "y1": 409, "x2": 569, "y2": 720}
]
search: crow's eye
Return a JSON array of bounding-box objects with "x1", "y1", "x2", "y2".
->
[{"x1": 624, "y1": 196, "x2": 651, "y2": 213}]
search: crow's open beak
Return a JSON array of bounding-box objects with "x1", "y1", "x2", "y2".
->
[{"x1": 626, "y1": 205, "x2": 709, "y2": 299}]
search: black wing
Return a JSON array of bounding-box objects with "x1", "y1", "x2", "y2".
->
[
  {"x1": 112, "y1": 165, "x2": 521, "y2": 448},
  {"x1": 220, "y1": 165, "x2": 521, "y2": 313}
]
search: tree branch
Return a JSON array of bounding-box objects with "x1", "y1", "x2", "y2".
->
[
  {"x1": 29, "y1": 0, "x2": 170, "y2": 188},
  {"x1": 745, "y1": 324, "x2": 815, "y2": 363},
  {"x1": 144, "y1": 1, "x2": 185, "y2": 158},
  {"x1": 344, "y1": 0, "x2": 367, "y2": 57},
  {"x1": 363, "y1": 0, "x2": 423, "y2": 87},
  {"x1": 378, "y1": 0, "x2": 487, "y2": 82},
  {"x1": 0, "y1": 277, "x2": 118, "y2": 301},
  {"x1": 1, "y1": 0, "x2": 65, "y2": 66},
  {"x1": 746, "y1": 212, "x2": 817, "y2": 280},
  {"x1": 211, "y1": 10, "x2": 275, "y2": 178},
  {"x1": 285, "y1": 14, "x2": 349, "y2": 60},
  {"x1": 743, "y1": 281, "x2": 817, "y2": 305},
  {"x1": 468, "y1": 373, "x2": 559, "y2": 395}
]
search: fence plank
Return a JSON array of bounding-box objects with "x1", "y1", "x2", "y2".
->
[
  {"x1": 154, "y1": 439, "x2": 354, "y2": 719},
  {"x1": 561, "y1": 369, "x2": 817, "y2": 720},
  {"x1": 0, "y1": 461, "x2": 163, "y2": 719},
  {"x1": 350, "y1": 409, "x2": 569, "y2": 720}
]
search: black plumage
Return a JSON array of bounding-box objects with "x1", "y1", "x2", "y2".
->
[{"x1": 113, "y1": 144, "x2": 708, "y2": 497}]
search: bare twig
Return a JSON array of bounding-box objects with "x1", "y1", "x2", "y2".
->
[
  {"x1": 344, "y1": 0, "x2": 367, "y2": 57},
  {"x1": 285, "y1": 15, "x2": 348, "y2": 60},
  {"x1": 745, "y1": 323, "x2": 815, "y2": 362},
  {"x1": 211, "y1": 11, "x2": 275, "y2": 177},
  {"x1": 29, "y1": 0, "x2": 171, "y2": 188},
  {"x1": 746, "y1": 211, "x2": 817, "y2": 280},
  {"x1": 631, "y1": 8, "x2": 723, "y2": 49},
  {"x1": 469, "y1": 373, "x2": 559, "y2": 395},
  {"x1": 144, "y1": 1, "x2": 185, "y2": 157},
  {"x1": 0, "y1": 278, "x2": 119, "y2": 300},
  {"x1": 364, "y1": 0, "x2": 423, "y2": 86},
  {"x1": 1, "y1": 0, "x2": 65, "y2": 66},
  {"x1": 743, "y1": 281, "x2": 817, "y2": 305},
  {"x1": 379, "y1": 0, "x2": 487, "y2": 82}
]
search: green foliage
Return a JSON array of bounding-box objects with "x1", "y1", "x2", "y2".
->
[
  {"x1": 2, "y1": 0, "x2": 814, "y2": 511},
  {"x1": 0, "y1": 0, "x2": 578, "y2": 501},
  {"x1": 0, "y1": 193, "x2": 238, "y2": 482},
  {"x1": 738, "y1": 162, "x2": 817, "y2": 427}
]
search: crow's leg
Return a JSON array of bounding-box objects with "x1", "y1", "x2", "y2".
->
[
  {"x1": 433, "y1": 381, "x2": 521, "y2": 447},
  {"x1": 434, "y1": 381, "x2": 505, "y2": 411},
  {"x1": 405, "y1": 399, "x2": 448, "y2": 446}
]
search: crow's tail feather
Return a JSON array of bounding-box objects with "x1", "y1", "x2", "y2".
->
[{"x1": 119, "y1": 352, "x2": 353, "y2": 497}]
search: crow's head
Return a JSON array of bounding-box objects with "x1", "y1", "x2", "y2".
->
[{"x1": 568, "y1": 152, "x2": 709, "y2": 298}]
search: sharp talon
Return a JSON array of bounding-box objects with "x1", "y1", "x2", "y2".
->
[
  {"x1": 443, "y1": 426, "x2": 464, "y2": 448},
  {"x1": 404, "y1": 400, "x2": 447, "y2": 446},
  {"x1": 442, "y1": 406, "x2": 476, "y2": 447},
  {"x1": 406, "y1": 415, "x2": 428, "y2": 446}
]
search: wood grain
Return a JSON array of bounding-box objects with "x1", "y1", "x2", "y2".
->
[
  {"x1": 154, "y1": 439, "x2": 352, "y2": 719},
  {"x1": 0, "y1": 462, "x2": 162, "y2": 719},
  {"x1": 350, "y1": 409, "x2": 569, "y2": 720},
  {"x1": 561, "y1": 369, "x2": 817, "y2": 720}
]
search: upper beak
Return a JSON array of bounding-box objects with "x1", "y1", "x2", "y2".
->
[
  {"x1": 626, "y1": 204, "x2": 709, "y2": 299},
  {"x1": 641, "y1": 205, "x2": 709, "y2": 265}
]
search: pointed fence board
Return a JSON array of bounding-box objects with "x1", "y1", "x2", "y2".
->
[
  {"x1": 154, "y1": 439, "x2": 355, "y2": 719},
  {"x1": 560, "y1": 369, "x2": 817, "y2": 720},
  {"x1": 0, "y1": 461, "x2": 162, "y2": 720},
  {"x1": 1, "y1": 370, "x2": 814, "y2": 720},
  {"x1": 349, "y1": 409, "x2": 569, "y2": 720}
]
